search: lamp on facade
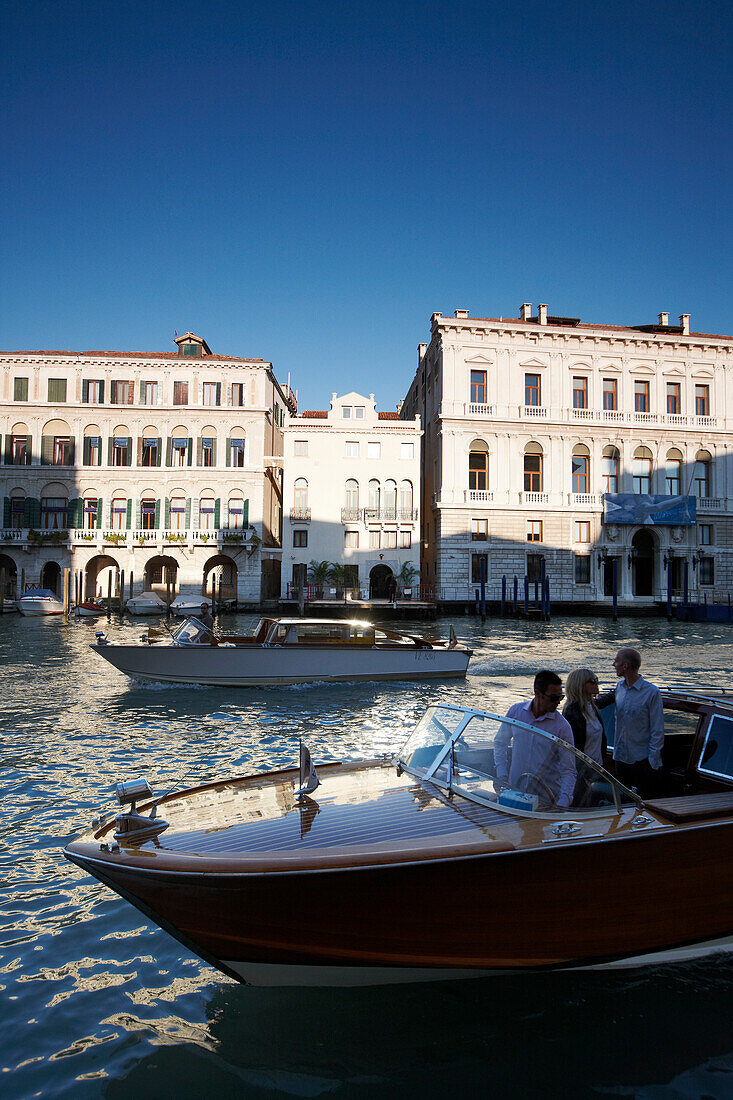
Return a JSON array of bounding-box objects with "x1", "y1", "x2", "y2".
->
[
  {"x1": 663, "y1": 551, "x2": 674, "y2": 570},
  {"x1": 627, "y1": 548, "x2": 637, "y2": 569},
  {"x1": 691, "y1": 550, "x2": 704, "y2": 572},
  {"x1": 597, "y1": 547, "x2": 609, "y2": 567}
]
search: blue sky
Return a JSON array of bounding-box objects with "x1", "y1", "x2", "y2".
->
[{"x1": 2, "y1": 0, "x2": 732, "y2": 410}]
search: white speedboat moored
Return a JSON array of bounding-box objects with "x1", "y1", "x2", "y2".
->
[
  {"x1": 18, "y1": 589, "x2": 64, "y2": 615},
  {"x1": 125, "y1": 591, "x2": 167, "y2": 616},
  {"x1": 170, "y1": 596, "x2": 211, "y2": 617},
  {"x1": 91, "y1": 616, "x2": 472, "y2": 686}
]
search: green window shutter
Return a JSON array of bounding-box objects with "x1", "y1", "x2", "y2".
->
[
  {"x1": 48, "y1": 378, "x2": 67, "y2": 402},
  {"x1": 67, "y1": 498, "x2": 79, "y2": 529},
  {"x1": 41, "y1": 436, "x2": 53, "y2": 465},
  {"x1": 26, "y1": 498, "x2": 41, "y2": 527},
  {"x1": 3, "y1": 498, "x2": 10, "y2": 526},
  {"x1": 187, "y1": 439, "x2": 192, "y2": 466},
  {"x1": 185, "y1": 498, "x2": 191, "y2": 527},
  {"x1": 211, "y1": 438, "x2": 217, "y2": 466},
  {"x1": 14, "y1": 377, "x2": 29, "y2": 401},
  {"x1": 126, "y1": 437, "x2": 132, "y2": 466},
  {"x1": 216, "y1": 382, "x2": 221, "y2": 406},
  {"x1": 25, "y1": 436, "x2": 32, "y2": 465},
  {"x1": 3, "y1": 436, "x2": 11, "y2": 464},
  {"x1": 226, "y1": 438, "x2": 231, "y2": 467},
  {"x1": 164, "y1": 498, "x2": 170, "y2": 527},
  {"x1": 68, "y1": 439, "x2": 76, "y2": 465},
  {"x1": 136, "y1": 500, "x2": 142, "y2": 528},
  {"x1": 214, "y1": 498, "x2": 220, "y2": 527},
  {"x1": 96, "y1": 499, "x2": 103, "y2": 528},
  {"x1": 243, "y1": 499, "x2": 249, "y2": 525},
  {"x1": 107, "y1": 500, "x2": 114, "y2": 526},
  {"x1": 108, "y1": 438, "x2": 114, "y2": 465},
  {"x1": 156, "y1": 438, "x2": 162, "y2": 466},
  {"x1": 165, "y1": 438, "x2": 172, "y2": 466},
  {"x1": 99, "y1": 381, "x2": 105, "y2": 403},
  {"x1": 82, "y1": 437, "x2": 90, "y2": 465},
  {"x1": 154, "y1": 499, "x2": 161, "y2": 528},
  {"x1": 82, "y1": 380, "x2": 89, "y2": 402},
  {"x1": 126, "y1": 500, "x2": 132, "y2": 529}
]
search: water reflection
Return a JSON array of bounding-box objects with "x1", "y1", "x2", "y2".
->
[{"x1": 1, "y1": 611, "x2": 732, "y2": 1098}]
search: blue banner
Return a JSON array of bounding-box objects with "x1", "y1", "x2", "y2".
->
[{"x1": 603, "y1": 494, "x2": 696, "y2": 526}]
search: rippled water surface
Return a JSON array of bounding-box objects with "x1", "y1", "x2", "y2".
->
[{"x1": 2, "y1": 611, "x2": 732, "y2": 1099}]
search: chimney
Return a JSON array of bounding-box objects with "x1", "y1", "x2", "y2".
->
[
  {"x1": 679, "y1": 314, "x2": 690, "y2": 335},
  {"x1": 454, "y1": 309, "x2": 469, "y2": 318},
  {"x1": 538, "y1": 304, "x2": 548, "y2": 325},
  {"x1": 520, "y1": 302, "x2": 532, "y2": 322},
  {"x1": 658, "y1": 312, "x2": 669, "y2": 327}
]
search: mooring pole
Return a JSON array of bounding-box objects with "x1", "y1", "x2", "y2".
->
[
  {"x1": 612, "y1": 558, "x2": 618, "y2": 622},
  {"x1": 501, "y1": 575, "x2": 506, "y2": 617},
  {"x1": 513, "y1": 574, "x2": 518, "y2": 616}
]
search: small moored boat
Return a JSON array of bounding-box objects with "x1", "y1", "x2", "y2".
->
[
  {"x1": 75, "y1": 600, "x2": 106, "y2": 618},
  {"x1": 90, "y1": 616, "x2": 472, "y2": 686},
  {"x1": 18, "y1": 589, "x2": 64, "y2": 615},
  {"x1": 125, "y1": 590, "x2": 167, "y2": 616},
  {"x1": 64, "y1": 690, "x2": 733, "y2": 986}
]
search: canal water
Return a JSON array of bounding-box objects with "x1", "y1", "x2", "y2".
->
[{"x1": 2, "y1": 612, "x2": 732, "y2": 1099}]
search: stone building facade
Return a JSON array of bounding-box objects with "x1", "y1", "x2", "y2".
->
[
  {"x1": 401, "y1": 305, "x2": 733, "y2": 607},
  {"x1": 282, "y1": 392, "x2": 422, "y2": 598},
  {"x1": 0, "y1": 332, "x2": 295, "y2": 605}
]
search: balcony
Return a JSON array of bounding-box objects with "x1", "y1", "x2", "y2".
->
[
  {"x1": 340, "y1": 507, "x2": 362, "y2": 522},
  {"x1": 457, "y1": 405, "x2": 722, "y2": 430},
  {"x1": 464, "y1": 490, "x2": 494, "y2": 503},
  {"x1": 1, "y1": 527, "x2": 260, "y2": 551},
  {"x1": 289, "y1": 507, "x2": 311, "y2": 522},
  {"x1": 363, "y1": 508, "x2": 418, "y2": 523}
]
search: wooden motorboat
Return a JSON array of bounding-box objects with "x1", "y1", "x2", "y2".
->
[
  {"x1": 125, "y1": 590, "x2": 167, "y2": 616},
  {"x1": 18, "y1": 589, "x2": 64, "y2": 615},
  {"x1": 75, "y1": 600, "x2": 106, "y2": 618},
  {"x1": 64, "y1": 690, "x2": 733, "y2": 986},
  {"x1": 90, "y1": 616, "x2": 472, "y2": 686}
]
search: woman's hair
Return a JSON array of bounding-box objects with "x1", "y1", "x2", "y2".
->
[{"x1": 563, "y1": 668, "x2": 597, "y2": 717}]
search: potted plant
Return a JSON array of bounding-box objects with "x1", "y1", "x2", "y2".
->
[
  {"x1": 306, "y1": 560, "x2": 332, "y2": 599},
  {"x1": 395, "y1": 562, "x2": 418, "y2": 598}
]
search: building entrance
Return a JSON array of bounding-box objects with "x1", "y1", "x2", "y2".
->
[{"x1": 632, "y1": 530, "x2": 655, "y2": 597}]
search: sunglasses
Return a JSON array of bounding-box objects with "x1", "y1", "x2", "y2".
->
[{"x1": 544, "y1": 692, "x2": 564, "y2": 702}]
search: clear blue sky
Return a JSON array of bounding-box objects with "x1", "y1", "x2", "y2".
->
[{"x1": 3, "y1": 0, "x2": 732, "y2": 411}]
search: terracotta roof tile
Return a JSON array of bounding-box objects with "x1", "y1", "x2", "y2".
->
[
  {"x1": 6, "y1": 349, "x2": 266, "y2": 362},
  {"x1": 439, "y1": 317, "x2": 733, "y2": 342},
  {"x1": 378, "y1": 411, "x2": 400, "y2": 419},
  {"x1": 298, "y1": 410, "x2": 328, "y2": 418}
]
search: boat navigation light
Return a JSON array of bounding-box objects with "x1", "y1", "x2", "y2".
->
[
  {"x1": 112, "y1": 777, "x2": 169, "y2": 843},
  {"x1": 115, "y1": 777, "x2": 153, "y2": 808}
]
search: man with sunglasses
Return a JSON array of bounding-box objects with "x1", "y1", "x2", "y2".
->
[{"x1": 495, "y1": 670, "x2": 576, "y2": 809}]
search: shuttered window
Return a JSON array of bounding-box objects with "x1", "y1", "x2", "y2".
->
[{"x1": 48, "y1": 378, "x2": 67, "y2": 403}]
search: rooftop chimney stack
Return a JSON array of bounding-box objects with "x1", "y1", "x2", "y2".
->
[
  {"x1": 658, "y1": 312, "x2": 669, "y2": 326},
  {"x1": 454, "y1": 309, "x2": 469, "y2": 318},
  {"x1": 680, "y1": 314, "x2": 690, "y2": 335},
  {"x1": 520, "y1": 302, "x2": 532, "y2": 322},
  {"x1": 538, "y1": 303, "x2": 548, "y2": 325}
]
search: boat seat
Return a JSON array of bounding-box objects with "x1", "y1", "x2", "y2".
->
[{"x1": 644, "y1": 792, "x2": 733, "y2": 822}]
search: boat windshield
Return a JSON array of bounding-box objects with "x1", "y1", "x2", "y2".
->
[
  {"x1": 399, "y1": 705, "x2": 639, "y2": 817},
  {"x1": 171, "y1": 617, "x2": 208, "y2": 645}
]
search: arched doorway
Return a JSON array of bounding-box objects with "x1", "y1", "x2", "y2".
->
[
  {"x1": 40, "y1": 561, "x2": 61, "y2": 594},
  {"x1": 632, "y1": 530, "x2": 655, "y2": 597},
  {"x1": 85, "y1": 554, "x2": 119, "y2": 601},
  {"x1": 369, "y1": 564, "x2": 393, "y2": 599},
  {"x1": 144, "y1": 555, "x2": 178, "y2": 595},
  {"x1": 0, "y1": 553, "x2": 18, "y2": 599},
  {"x1": 203, "y1": 554, "x2": 238, "y2": 603}
]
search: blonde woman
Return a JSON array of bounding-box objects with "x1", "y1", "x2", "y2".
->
[{"x1": 563, "y1": 668, "x2": 606, "y2": 766}]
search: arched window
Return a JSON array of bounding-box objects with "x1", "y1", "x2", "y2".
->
[
  {"x1": 523, "y1": 442, "x2": 543, "y2": 493},
  {"x1": 572, "y1": 444, "x2": 590, "y2": 494},
  {"x1": 694, "y1": 450, "x2": 711, "y2": 499},
  {"x1": 633, "y1": 447, "x2": 653, "y2": 494},
  {"x1": 199, "y1": 493, "x2": 216, "y2": 530},
  {"x1": 602, "y1": 446, "x2": 620, "y2": 494},
  {"x1": 41, "y1": 484, "x2": 68, "y2": 530},
  {"x1": 368, "y1": 479, "x2": 380, "y2": 514},
  {"x1": 170, "y1": 493, "x2": 187, "y2": 531},
  {"x1": 294, "y1": 478, "x2": 308, "y2": 517},
  {"x1": 469, "y1": 439, "x2": 489, "y2": 491},
  {"x1": 344, "y1": 479, "x2": 359, "y2": 517},
  {"x1": 665, "y1": 448, "x2": 683, "y2": 495},
  {"x1": 383, "y1": 479, "x2": 397, "y2": 519},
  {"x1": 10, "y1": 489, "x2": 26, "y2": 529},
  {"x1": 400, "y1": 480, "x2": 413, "y2": 518},
  {"x1": 227, "y1": 494, "x2": 246, "y2": 529},
  {"x1": 111, "y1": 494, "x2": 128, "y2": 531}
]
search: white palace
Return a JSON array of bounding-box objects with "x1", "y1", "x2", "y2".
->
[{"x1": 2, "y1": 303, "x2": 732, "y2": 610}]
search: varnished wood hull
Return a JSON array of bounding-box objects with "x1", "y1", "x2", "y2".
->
[{"x1": 67, "y1": 820, "x2": 733, "y2": 984}]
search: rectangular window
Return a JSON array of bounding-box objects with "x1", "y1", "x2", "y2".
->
[
  {"x1": 53, "y1": 436, "x2": 71, "y2": 465},
  {"x1": 14, "y1": 377, "x2": 29, "y2": 401},
  {"x1": 111, "y1": 380, "x2": 134, "y2": 405},
  {"x1": 84, "y1": 379, "x2": 104, "y2": 404},
  {"x1": 354, "y1": 406, "x2": 365, "y2": 419},
  {"x1": 470, "y1": 370, "x2": 487, "y2": 404},
  {"x1": 142, "y1": 381, "x2": 158, "y2": 405},
  {"x1": 41, "y1": 496, "x2": 67, "y2": 530},
  {"x1": 344, "y1": 530, "x2": 359, "y2": 549},
  {"x1": 524, "y1": 374, "x2": 540, "y2": 406},
  {"x1": 666, "y1": 382, "x2": 681, "y2": 414},
  {"x1": 230, "y1": 438, "x2": 246, "y2": 468},
  {"x1": 294, "y1": 440, "x2": 308, "y2": 457},
  {"x1": 231, "y1": 383, "x2": 245, "y2": 407},
  {"x1": 171, "y1": 438, "x2": 188, "y2": 466},
  {"x1": 575, "y1": 521, "x2": 591, "y2": 543},
  {"x1": 399, "y1": 530, "x2": 411, "y2": 549},
  {"x1": 602, "y1": 378, "x2": 617, "y2": 411},
  {"x1": 83, "y1": 498, "x2": 98, "y2": 530},
  {"x1": 202, "y1": 381, "x2": 219, "y2": 406},
  {"x1": 48, "y1": 378, "x2": 67, "y2": 403},
  {"x1": 572, "y1": 377, "x2": 587, "y2": 409},
  {"x1": 173, "y1": 381, "x2": 189, "y2": 406},
  {"x1": 602, "y1": 453, "x2": 619, "y2": 493},
  {"x1": 201, "y1": 438, "x2": 214, "y2": 467},
  {"x1": 113, "y1": 437, "x2": 130, "y2": 466},
  {"x1": 527, "y1": 553, "x2": 544, "y2": 583},
  {"x1": 85, "y1": 436, "x2": 101, "y2": 466},
  {"x1": 471, "y1": 518, "x2": 488, "y2": 541},
  {"x1": 575, "y1": 555, "x2": 591, "y2": 584},
  {"x1": 527, "y1": 520, "x2": 543, "y2": 543},
  {"x1": 634, "y1": 380, "x2": 650, "y2": 412},
  {"x1": 382, "y1": 530, "x2": 397, "y2": 549},
  {"x1": 342, "y1": 406, "x2": 352, "y2": 418},
  {"x1": 369, "y1": 529, "x2": 380, "y2": 549},
  {"x1": 293, "y1": 530, "x2": 308, "y2": 548},
  {"x1": 700, "y1": 524, "x2": 713, "y2": 546},
  {"x1": 572, "y1": 455, "x2": 589, "y2": 494},
  {"x1": 11, "y1": 498, "x2": 25, "y2": 528},
  {"x1": 111, "y1": 498, "x2": 127, "y2": 531},
  {"x1": 11, "y1": 436, "x2": 28, "y2": 465},
  {"x1": 400, "y1": 442, "x2": 414, "y2": 460},
  {"x1": 695, "y1": 384, "x2": 710, "y2": 416},
  {"x1": 471, "y1": 553, "x2": 488, "y2": 584},
  {"x1": 367, "y1": 442, "x2": 381, "y2": 459},
  {"x1": 345, "y1": 440, "x2": 359, "y2": 458},
  {"x1": 699, "y1": 556, "x2": 714, "y2": 585},
  {"x1": 141, "y1": 437, "x2": 159, "y2": 467}
]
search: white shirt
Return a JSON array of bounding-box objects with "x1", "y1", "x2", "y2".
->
[
  {"x1": 495, "y1": 700, "x2": 577, "y2": 809},
  {"x1": 584, "y1": 708, "x2": 604, "y2": 765},
  {"x1": 612, "y1": 676, "x2": 665, "y2": 770}
]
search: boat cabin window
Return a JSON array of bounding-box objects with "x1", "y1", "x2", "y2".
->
[
  {"x1": 698, "y1": 715, "x2": 733, "y2": 782},
  {"x1": 399, "y1": 706, "x2": 637, "y2": 817},
  {"x1": 269, "y1": 622, "x2": 377, "y2": 644},
  {"x1": 171, "y1": 617, "x2": 208, "y2": 645}
]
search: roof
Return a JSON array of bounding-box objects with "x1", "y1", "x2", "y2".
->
[
  {"x1": 5, "y1": 349, "x2": 266, "y2": 362},
  {"x1": 435, "y1": 315, "x2": 733, "y2": 343},
  {"x1": 296, "y1": 410, "x2": 400, "y2": 420}
]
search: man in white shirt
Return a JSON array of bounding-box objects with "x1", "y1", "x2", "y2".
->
[
  {"x1": 495, "y1": 670, "x2": 576, "y2": 809},
  {"x1": 599, "y1": 647, "x2": 664, "y2": 797}
]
